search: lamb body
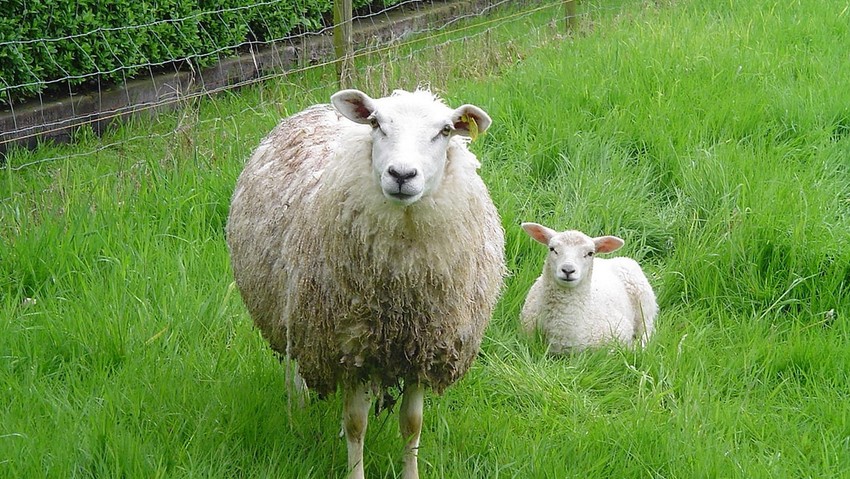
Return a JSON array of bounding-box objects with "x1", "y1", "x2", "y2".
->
[
  {"x1": 226, "y1": 89, "x2": 505, "y2": 479},
  {"x1": 520, "y1": 223, "x2": 656, "y2": 353}
]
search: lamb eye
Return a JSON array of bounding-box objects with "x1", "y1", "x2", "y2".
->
[
  {"x1": 549, "y1": 247, "x2": 557, "y2": 254},
  {"x1": 441, "y1": 124, "x2": 452, "y2": 136},
  {"x1": 586, "y1": 251, "x2": 595, "y2": 257},
  {"x1": 368, "y1": 117, "x2": 379, "y2": 129}
]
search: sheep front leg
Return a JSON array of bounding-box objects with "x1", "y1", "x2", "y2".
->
[
  {"x1": 343, "y1": 384, "x2": 371, "y2": 479},
  {"x1": 399, "y1": 383, "x2": 424, "y2": 479}
]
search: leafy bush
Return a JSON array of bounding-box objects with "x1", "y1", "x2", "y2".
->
[{"x1": 0, "y1": 0, "x2": 397, "y2": 104}]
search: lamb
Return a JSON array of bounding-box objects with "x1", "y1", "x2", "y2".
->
[
  {"x1": 226, "y1": 88, "x2": 505, "y2": 479},
  {"x1": 519, "y1": 222, "x2": 657, "y2": 353}
]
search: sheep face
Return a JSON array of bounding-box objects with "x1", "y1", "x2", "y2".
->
[
  {"x1": 331, "y1": 89, "x2": 491, "y2": 206},
  {"x1": 521, "y1": 223, "x2": 624, "y2": 289}
]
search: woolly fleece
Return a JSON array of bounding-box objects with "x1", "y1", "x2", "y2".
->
[
  {"x1": 520, "y1": 228, "x2": 657, "y2": 353},
  {"x1": 227, "y1": 93, "x2": 505, "y2": 396}
]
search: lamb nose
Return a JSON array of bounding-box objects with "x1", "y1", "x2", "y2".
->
[
  {"x1": 561, "y1": 266, "x2": 576, "y2": 276},
  {"x1": 388, "y1": 166, "x2": 418, "y2": 182}
]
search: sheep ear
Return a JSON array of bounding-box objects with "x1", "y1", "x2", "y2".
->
[
  {"x1": 594, "y1": 236, "x2": 624, "y2": 254},
  {"x1": 521, "y1": 222, "x2": 556, "y2": 246},
  {"x1": 451, "y1": 105, "x2": 492, "y2": 139},
  {"x1": 331, "y1": 89, "x2": 377, "y2": 124}
]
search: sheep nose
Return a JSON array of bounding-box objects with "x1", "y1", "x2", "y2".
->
[
  {"x1": 388, "y1": 166, "x2": 418, "y2": 183},
  {"x1": 561, "y1": 265, "x2": 576, "y2": 277}
]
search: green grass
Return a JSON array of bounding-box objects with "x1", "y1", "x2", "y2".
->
[{"x1": 3, "y1": 0, "x2": 850, "y2": 477}]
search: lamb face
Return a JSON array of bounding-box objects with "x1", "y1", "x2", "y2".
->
[
  {"x1": 521, "y1": 223, "x2": 625, "y2": 289},
  {"x1": 332, "y1": 89, "x2": 491, "y2": 206},
  {"x1": 547, "y1": 232, "x2": 597, "y2": 289}
]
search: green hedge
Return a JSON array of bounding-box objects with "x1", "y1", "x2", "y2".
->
[{"x1": 0, "y1": 0, "x2": 397, "y2": 104}]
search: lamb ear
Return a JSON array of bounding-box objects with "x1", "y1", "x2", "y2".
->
[
  {"x1": 331, "y1": 89, "x2": 377, "y2": 124},
  {"x1": 521, "y1": 222, "x2": 556, "y2": 246},
  {"x1": 594, "y1": 236, "x2": 625, "y2": 254},
  {"x1": 451, "y1": 104, "x2": 492, "y2": 139}
]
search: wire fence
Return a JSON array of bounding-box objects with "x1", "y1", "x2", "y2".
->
[{"x1": 0, "y1": 0, "x2": 614, "y2": 170}]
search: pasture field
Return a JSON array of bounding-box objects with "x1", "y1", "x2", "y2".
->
[{"x1": 2, "y1": 0, "x2": 849, "y2": 477}]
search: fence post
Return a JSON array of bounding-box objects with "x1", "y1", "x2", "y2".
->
[
  {"x1": 334, "y1": 0, "x2": 354, "y2": 89},
  {"x1": 564, "y1": 0, "x2": 578, "y2": 33}
]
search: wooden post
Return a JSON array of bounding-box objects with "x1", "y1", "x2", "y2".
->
[
  {"x1": 564, "y1": 0, "x2": 578, "y2": 33},
  {"x1": 333, "y1": 0, "x2": 354, "y2": 89}
]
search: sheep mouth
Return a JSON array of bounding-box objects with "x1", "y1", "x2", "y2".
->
[
  {"x1": 555, "y1": 275, "x2": 580, "y2": 286},
  {"x1": 385, "y1": 191, "x2": 421, "y2": 205}
]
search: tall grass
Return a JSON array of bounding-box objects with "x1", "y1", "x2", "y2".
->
[{"x1": 2, "y1": 0, "x2": 850, "y2": 477}]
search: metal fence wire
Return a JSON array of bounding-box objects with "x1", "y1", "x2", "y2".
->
[{"x1": 0, "y1": 0, "x2": 597, "y2": 164}]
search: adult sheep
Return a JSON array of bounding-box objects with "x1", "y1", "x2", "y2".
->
[
  {"x1": 226, "y1": 88, "x2": 505, "y2": 479},
  {"x1": 520, "y1": 222, "x2": 657, "y2": 353}
]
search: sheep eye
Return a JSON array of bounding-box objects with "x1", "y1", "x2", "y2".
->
[
  {"x1": 440, "y1": 124, "x2": 452, "y2": 136},
  {"x1": 368, "y1": 117, "x2": 380, "y2": 129},
  {"x1": 549, "y1": 247, "x2": 557, "y2": 255},
  {"x1": 586, "y1": 251, "x2": 595, "y2": 257}
]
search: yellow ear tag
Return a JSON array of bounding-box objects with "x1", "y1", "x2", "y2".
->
[{"x1": 462, "y1": 113, "x2": 479, "y2": 141}]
